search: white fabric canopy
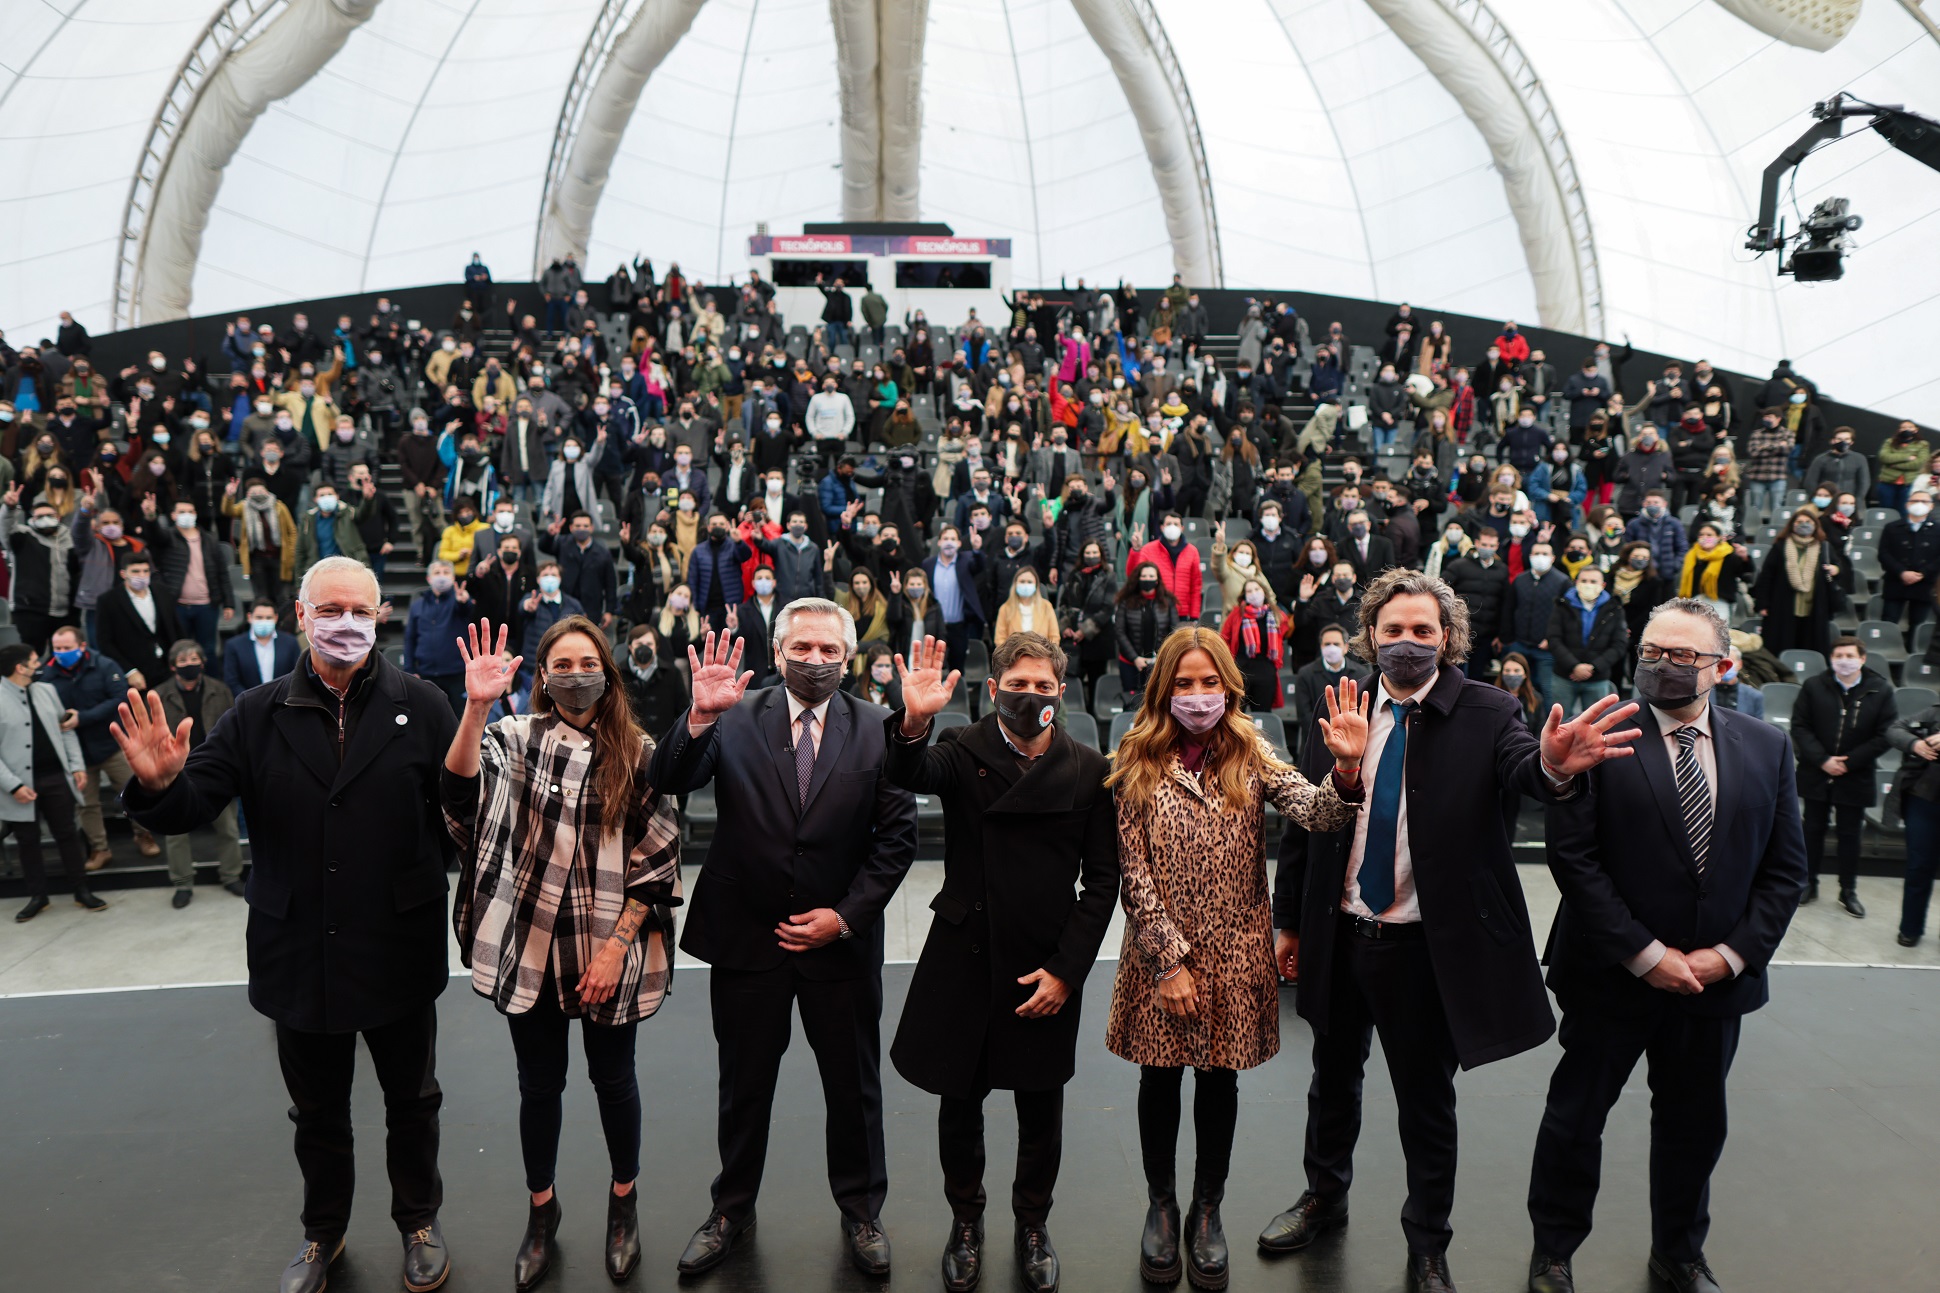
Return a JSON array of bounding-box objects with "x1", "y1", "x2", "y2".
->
[{"x1": 2, "y1": 0, "x2": 1935, "y2": 420}]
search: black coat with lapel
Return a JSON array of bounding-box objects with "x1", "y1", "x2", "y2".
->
[
  {"x1": 1543, "y1": 704, "x2": 1806, "y2": 1017},
  {"x1": 123, "y1": 653, "x2": 459, "y2": 1033},
  {"x1": 1274, "y1": 666, "x2": 1557, "y2": 1069},
  {"x1": 650, "y1": 686, "x2": 919, "y2": 979},
  {"x1": 883, "y1": 711, "x2": 1120, "y2": 1096}
]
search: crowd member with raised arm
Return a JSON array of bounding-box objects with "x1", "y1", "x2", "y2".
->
[
  {"x1": 443, "y1": 617, "x2": 682, "y2": 1290},
  {"x1": 883, "y1": 631, "x2": 1120, "y2": 1293}
]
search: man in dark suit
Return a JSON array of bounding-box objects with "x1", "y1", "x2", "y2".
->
[
  {"x1": 649, "y1": 601, "x2": 919, "y2": 1278},
  {"x1": 1263, "y1": 568, "x2": 1642, "y2": 1293},
  {"x1": 883, "y1": 631, "x2": 1120, "y2": 1293},
  {"x1": 1340, "y1": 508, "x2": 1396, "y2": 586},
  {"x1": 94, "y1": 551, "x2": 178, "y2": 690},
  {"x1": 1879, "y1": 485, "x2": 1940, "y2": 634},
  {"x1": 115, "y1": 556, "x2": 460, "y2": 1293},
  {"x1": 1527, "y1": 597, "x2": 1806, "y2": 1293},
  {"x1": 221, "y1": 599, "x2": 302, "y2": 694},
  {"x1": 922, "y1": 526, "x2": 987, "y2": 673}
]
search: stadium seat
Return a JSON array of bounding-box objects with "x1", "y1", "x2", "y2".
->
[
  {"x1": 1857, "y1": 619, "x2": 1909, "y2": 664},
  {"x1": 1109, "y1": 711, "x2": 1137, "y2": 752},
  {"x1": 1778, "y1": 650, "x2": 1826, "y2": 683},
  {"x1": 1896, "y1": 687, "x2": 1938, "y2": 717},
  {"x1": 1760, "y1": 682, "x2": 1799, "y2": 729},
  {"x1": 1063, "y1": 711, "x2": 1102, "y2": 751}
]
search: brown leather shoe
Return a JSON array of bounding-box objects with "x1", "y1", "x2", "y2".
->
[
  {"x1": 85, "y1": 847, "x2": 114, "y2": 871},
  {"x1": 135, "y1": 831, "x2": 161, "y2": 858}
]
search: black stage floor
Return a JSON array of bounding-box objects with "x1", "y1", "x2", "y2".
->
[{"x1": 3, "y1": 964, "x2": 1935, "y2": 1292}]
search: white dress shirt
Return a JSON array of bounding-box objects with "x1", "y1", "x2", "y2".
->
[
  {"x1": 1623, "y1": 703, "x2": 1744, "y2": 978},
  {"x1": 131, "y1": 591, "x2": 158, "y2": 632},
  {"x1": 253, "y1": 635, "x2": 278, "y2": 686},
  {"x1": 1341, "y1": 673, "x2": 1440, "y2": 922}
]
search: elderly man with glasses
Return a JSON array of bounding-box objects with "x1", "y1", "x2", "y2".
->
[{"x1": 115, "y1": 555, "x2": 463, "y2": 1293}]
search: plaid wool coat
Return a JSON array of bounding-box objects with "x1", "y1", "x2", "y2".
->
[{"x1": 447, "y1": 711, "x2": 682, "y2": 1025}]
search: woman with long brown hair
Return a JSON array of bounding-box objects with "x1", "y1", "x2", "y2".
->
[
  {"x1": 444, "y1": 615, "x2": 682, "y2": 1290},
  {"x1": 1104, "y1": 627, "x2": 1368, "y2": 1288}
]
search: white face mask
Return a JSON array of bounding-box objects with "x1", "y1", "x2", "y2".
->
[
  {"x1": 1509, "y1": 522, "x2": 1530, "y2": 538},
  {"x1": 1530, "y1": 554, "x2": 1553, "y2": 573},
  {"x1": 1161, "y1": 524, "x2": 1182, "y2": 542},
  {"x1": 1233, "y1": 552, "x2": 1252, "y2": 568},
  {"x1": 1320, "y1": 643, "x2": 1345, "y2": 669},
  {"x1": 1911, "y1": 502, "x2": 1932, "y2": 519}
]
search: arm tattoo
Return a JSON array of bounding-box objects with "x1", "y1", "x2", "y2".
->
[{"x1": 612, "y1": 898, "x2": 651, "y2": 946}]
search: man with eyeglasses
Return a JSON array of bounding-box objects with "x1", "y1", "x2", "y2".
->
[
  {"x1": 114, "y1": 555, "x2": 463, "y2": 1293},
  {"x1": 1525, "y1": 597, "x2": 1805, "y2": 1293}
]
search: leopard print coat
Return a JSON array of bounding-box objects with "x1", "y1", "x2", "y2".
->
[{"x1": 1105, "y1": 742, "x2": 1359, "y2": 1071}]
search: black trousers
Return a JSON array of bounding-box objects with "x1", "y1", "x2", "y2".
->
[
  {"x1": 939, "y1": 1078, "x2": 1064, "y2": 1227},
  {"x1": 12, "y1": 609, "x2": 61, "y2": 653},
  {"x1": 1303, "y1": 926, "x2": 1461, "y2": 1254},
  {"x1": 1138, "y1": 1065, "x2": 1239, "y2": 1187},
  {"x1": 1528, "y1": 1002, "x2": 1741, "y2": 1262},
  {"x1": 7, "y1": 773, "x2": 86, "y2": 898},
  {"x1": 505, "y1": 977, "x2": 640, "y2": 1194},
  {"x1": 273, "y1": 1003, "x2": 443, "y2": 1243},
  {"x1": 1802, "y1": 797, "x2": 1863, "y2": 889},
  {"x1": 708, "y1": 962, "x2": 887, "y2": 1225}
]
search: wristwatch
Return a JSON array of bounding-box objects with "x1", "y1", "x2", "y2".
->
[{"x1": 835, "y1": 913, "x2": 853, "y2": 940}]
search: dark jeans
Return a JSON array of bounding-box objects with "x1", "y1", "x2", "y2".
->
[
  {"x1": 1137, "y1": 1065, "x2": 1239, "y2": 1187},
  {"x1": 943, "y1": 619, "x2": 969, "y2": 675},
  {"x1": 1884, "y1": 592, "x2": 1932, "y2": 635},
  {"x1": 176, "y1": 602, "x2": 219, "y2": 658},
  {"x1": 505, "y1": 978, "x2": 641, "y2": 1193},
  {"x1": 707, "y1": 961, "x2": 887, "y2": 1225},
  {"x1": 1119, "y1": 658, "x2": 1152, "y2": 703},
  {"x1": 274, "y1": 1003, "x2": 443, "y2": 1242},
  {"x1": 1304, "y1": 924, "x2": 1461, "y2": 1254},
  {"x1": 418, "y1": 672, "x2": 467, "y2": 717},
  {"x1": 1901, "y1": 794, "x2": 1940, "y2": 939},
  {"x1": 7, "y1": 772, "x2": 86, "y2": 898},
  {"x1": 13, "y1": 608, "x2": 62, "y2": 653},
  {"x1": 249, "y1": 559, "x2": 286, "y2": 613},
  {"x1": 545, "y1": 297, "x2": 568, "y2": 336},
  {"x1": 939, "y1": 1082, "x2": 1064, "y2": 1227},
  {"x1": 1802, "y1": 796, "x2": 1863, "y2": 890},
  {"x1": 1529, "y1": 1001, "x2": 1740, "y2": 1262}
]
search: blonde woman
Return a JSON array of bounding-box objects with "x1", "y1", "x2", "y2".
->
[
  {"x1": 656, "y1": 584, "x2": 703, "y2": 682},
  {"x1": 838, "y1": 566, "x2": 890, "y2": 662},
  {"x1": 1210, "y1": 530, "x2": 1273, "y2": 612},
  {"x1": 993, "y1": 566, "x2": 1054, "y2": 647},
  {"x1": 1105, "y1": 627, "x2": 1368, "y2": 1288}
]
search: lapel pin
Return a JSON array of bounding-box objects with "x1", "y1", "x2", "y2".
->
[{"x1": 395, "y1": 713, "x2": 409, "y2": 725}]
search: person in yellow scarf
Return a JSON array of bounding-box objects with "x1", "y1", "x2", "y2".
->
[{"x1": 1678, "y1": 521, "x2": 1753, "y2": 620}]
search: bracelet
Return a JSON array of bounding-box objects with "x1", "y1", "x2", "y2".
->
[{"x1": 1155, "y1": 963, "x2": 1182, "y2": 983}]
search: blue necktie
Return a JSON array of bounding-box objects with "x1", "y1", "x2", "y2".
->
[{"x1": 1359, "y1": 700, "x2": 1413, "y2": 915}]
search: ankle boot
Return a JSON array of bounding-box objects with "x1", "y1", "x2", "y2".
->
[
  {"x1": 515, "y1": 1195, "x2": 561, "y2": 1291},
  {"x1": 1140, "y1": 1169, "x2": 1182, "y2": 1284},
  {"x1": 1185, "y1": 1180, "x2": 1228, "y2": 1291},
  {"x1": 606, "y1": 1186, "x2": 640, "y2": 1283}
]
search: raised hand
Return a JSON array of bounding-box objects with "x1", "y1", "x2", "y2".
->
[
  {"x1": 895, "y1": 634, "x2": 962, "y2": 735},
  {"x1": 109, "y1": 687, "x2": 193, "y2": 791},
  {"x1": 1318, "y1": 677, "x2": 1372, "y2": 769},
  {"x1": 687, "y1": 630, "x2": 753, "y2": 730},
  {"x1": 1539, "y1": 691, "x2": 1643, "y2": 777},
  {"x1": 457, "y1": 618, "x2": 522, "y2": 706}
]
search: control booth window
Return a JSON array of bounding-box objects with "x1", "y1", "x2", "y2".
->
[
  {"x1": 893, "y1": 260, "x2": 993, "y2": 289},
  {"x1": 769, "y1": 259, "x2": 871, "y2": 288}
]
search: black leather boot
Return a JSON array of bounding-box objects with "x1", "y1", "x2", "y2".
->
[
  {"x1": 514, "y1": 1195, "x2": 561, "y2": 1292},
  {"x1": 1185, "y1": 1180, "x2": 1228, "y2": 1291},
  {"x1": 1140, "y1": 1169, "x2": 1182, "y2": 1284},
  {"x1": 605, "y1": 1186, "x2": 640, "y2": 1283}
]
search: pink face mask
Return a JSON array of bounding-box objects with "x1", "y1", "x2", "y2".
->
[
  {"x1": 1169, "y1": 692, "x2": 1227, "y2": 734},
  {"x1": 304, "y1": 608, "x2": 376, "y2": 666}
]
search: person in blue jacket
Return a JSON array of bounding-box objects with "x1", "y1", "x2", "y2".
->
[
  {"x1": 403, "y1": 560, "x2": 479, "y2": 714},
  {"x1": 685, "y1": 513, "x2": 754, "y2": 634}
]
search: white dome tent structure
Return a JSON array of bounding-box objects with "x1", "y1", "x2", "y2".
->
[{"x1": 1, "y1": 0, "x2": 1937, "y2": 418}]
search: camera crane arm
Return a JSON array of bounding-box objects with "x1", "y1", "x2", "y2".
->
[{"x1": 1748, "y1": 94, "x2": 1940, "y2": 255}]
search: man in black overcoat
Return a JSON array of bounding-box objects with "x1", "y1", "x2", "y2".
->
[
  {"x1": 1526, "y1": 597, "x2": 1806, "y2": 1293},
  {"x1": 114, "y1": 556, "x2": 459, "y2": 1293},
  {"x1": 883, "y1": 631, "x2": 1119, "y2": 1293},
  {"x1": 649, "y1": 602, "x2": 919, "y2": 1279},
  {"x1": 1264, "y1": 567, "x2": 1642, "y2": 1293}
]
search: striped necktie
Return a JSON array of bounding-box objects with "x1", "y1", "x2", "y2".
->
[
  {"x1": 796, "y1": 711, "x2": 817, "y2": 808},
  {"x1": 1674, "y1": 725, "x2": 1710, "y2": 875}
]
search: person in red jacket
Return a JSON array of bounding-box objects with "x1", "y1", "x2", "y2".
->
[
  {"x1": 1125, "y1": 511, "x2": 1204, "y2": 621},
  {"x1": 1494, "y1": 320, "x2": 1531, "y2": 368}
]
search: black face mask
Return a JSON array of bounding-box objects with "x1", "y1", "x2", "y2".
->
[
  {"x1": 1633, "y1": 658, "x2": 1703, "y2": 710},
  {"x1": 174, "y1": 663, "x2": 203, "y2": 683},
  {"x1": 632, "y1": 644, "x2": 656, "y2": 666},
  {"x1": 993, "y1": 687, "x2": 1056, "y2": 741},
  {"x1": 781, "y1": 657, "x2": 844, "y2": 706},
  {"x1": 1376, "y1": 640, "x2": 1439, "y2": 690}
]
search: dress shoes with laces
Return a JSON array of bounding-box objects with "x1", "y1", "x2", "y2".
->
[
  {"x1": 1408, "y1": 1251, "x2": 1458, "y2": 1292},
  {"x1": 941, "y1": 1220, "x2": 982, "y2": 1292},
  {"x1": 14, "y1": 894, "x2": 48, "y2": 923},
  {"x1": 1839, "y1": 888, "x2": 1866, "y2": 918},
  {"x1": 1256, "y1": 1190, "x2": 1348, "y2": 1253},
  {"x1": 1648, "y1": 1251, "x2": 1723, "y2": 1292},
  {"x1": 606, "y1": 1186, "x2": 641, "y2": 1283},
  {"x1": 845, "y1": 1218, "x2": 892, "y2": 1277},
  {"x1": 173, "y1": 888, "x2": 192, "y2": 909},
  {"x1": 676, "y1": 1212, "x2": 754, "y2": 1276},
  {"x1": 1899, "y1": 932, "x2": 1921, "y2": 947},
  {"x1": 1016, "y1": 1223, "x2": 1059, "y2": 1292},
  {"x1": 402, "y1": 1219, "x2": 449, "y2": 1291},
  {"x1": 73, "y1": 885, "x2": 106, "y2": 912},
  {"x1": 515, "y1": 1196, "x2": 560, "y2": 1291},
  {"x1": 280, "y1": 1236, "x2": 344, "y2": 1293},
  {"x1": 1140, "y1": 1172, "x2": 1181, "y2": 1284},
  {"x1": 1528, "y1": 1250, "x2": 1575, "y2": 1293},
  {"x1": 1184, "y1": 1181, "x2": 1228, "y2": 1291}
]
